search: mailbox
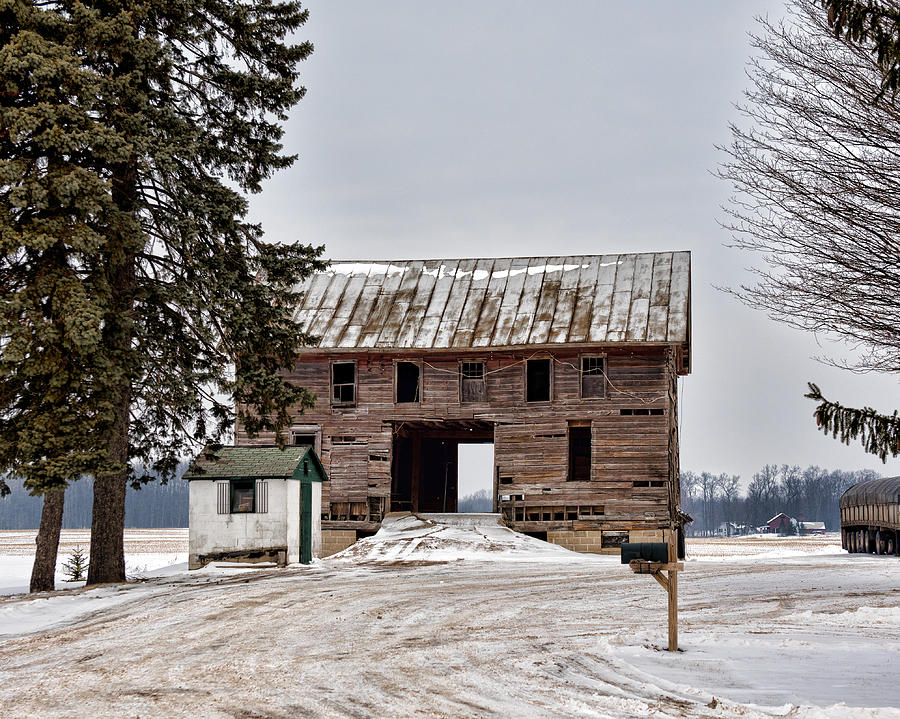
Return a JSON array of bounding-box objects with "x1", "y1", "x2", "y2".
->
[{"x1": 620, "y1": 542, "x2": 669, "y2": 564}]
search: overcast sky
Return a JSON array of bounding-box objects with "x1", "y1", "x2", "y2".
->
[{"x1": 249, "y1": 1, "x2": 900, "y2": 491}]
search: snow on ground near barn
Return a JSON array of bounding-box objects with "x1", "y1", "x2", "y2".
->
[{"x1": 0, "y1": 523, "x2": 898, "y2": 719}]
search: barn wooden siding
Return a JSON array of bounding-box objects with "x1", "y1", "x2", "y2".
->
[{"x1": 236, "y1": 345, "x2": 681, "y2": 535}]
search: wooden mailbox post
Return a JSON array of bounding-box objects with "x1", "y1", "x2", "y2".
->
[{"x1": 621, "y1": 538, "x2": 683, "y2": 652}]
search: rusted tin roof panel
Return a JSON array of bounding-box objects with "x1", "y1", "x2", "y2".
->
[{"x1": 293, "y1": 252, "x2": 690, "y2": 350}]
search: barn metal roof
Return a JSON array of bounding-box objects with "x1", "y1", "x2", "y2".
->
[
  {"x1": 293, "y1": 252, "x2": 691, "y2": 352},
  {"x1": 840, "y1": 476, "x2": 900, "y2": 507},
  {"x1": 184, "y1": 446, "x2": 327, "y2": 480}
]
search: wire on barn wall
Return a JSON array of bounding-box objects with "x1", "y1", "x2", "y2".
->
[{"x1": 421, "y1": 352, "x2": 667, "y2": 404}]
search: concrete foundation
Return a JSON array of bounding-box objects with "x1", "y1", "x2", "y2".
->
[
  {"x1": 547, "y1": 528, "x2": 668, "y2": 555},
  {"x1": 321, "y1": 529, "x2": 358, "y2": 557}
]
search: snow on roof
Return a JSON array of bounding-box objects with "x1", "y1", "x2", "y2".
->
[{"x1": 292, "y1": 252, "x2": 691, "y2": 353}]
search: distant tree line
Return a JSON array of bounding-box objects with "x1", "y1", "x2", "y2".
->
[
  {"x1": 681, "y1": 465, "x2": 878, "y2": 536},
  {"x1": 459, "y1": 489, "x2": 493, "y2": 513},
  {"x1": 1, "y1": 470, "x2": 188, "y2": 530}
]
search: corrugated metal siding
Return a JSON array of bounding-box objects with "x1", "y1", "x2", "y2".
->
[{"x1": 295, "y1": 253, "x2": 690, "y2": 350}]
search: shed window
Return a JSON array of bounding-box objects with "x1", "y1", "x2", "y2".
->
[
  {"x1": 568, "y1": 425, "x2": 591, "y2": 482},
  {"x1": 396, "y1": 362, "x2": 421, "y2": 403},
  {"x1": 460, "y1": 361, "x2": 486, "y2": 403},
  {"x1": 526, "y1": 359, "x2": 551, "y2": 402},
  {"x1": 230, "y1": 479, "x2": 255, "y2": 513},
  {"x1": 581, "y1": 356, "x2": 606, "y2": 398},
  {"x1": 332, "y1": 362, "x2": 356, "y2": 405}
]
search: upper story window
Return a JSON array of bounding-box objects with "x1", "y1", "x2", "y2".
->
[
  {"x1": 580, "y1": 355, "x2": 606, "y2": 398},
  {"x1": 460, "y1": 361, "x2": 486, "y2": 403},
  {"x1": 526, "y1": 358, "x2": 551, "y2": 402},
  {"x1": 395, "y1": 361, "x2": 421, "y2": 403},
  {"x1": 331, "y1": 361, "x2": 356, "y2": 406}
]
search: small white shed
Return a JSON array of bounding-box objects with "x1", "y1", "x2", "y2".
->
[{"x1": 185, "y1": 446, "x2": 328, "y2": 569}]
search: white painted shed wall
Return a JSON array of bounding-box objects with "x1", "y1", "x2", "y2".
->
[
  {"x1": 189, "y1": 479, "x2": 288, "y2": 560},
  {"x1": 189, "y1": 478, "x2": 325, "y2": 567}
]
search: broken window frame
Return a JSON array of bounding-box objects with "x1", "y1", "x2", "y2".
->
[
  {"x1": 291, "y1": 424, "x2": 321, "y2": 455},
  {"x1": 525, "y1": 357, "x2": 552, "y2": 403},
  {"x1": 331, "y1": 360, "x2": 357, "y2": 407},
  {"x1": 459, "y1": 359, "x2": 486, "y2": 404},
  {"x1": 394, "y1": 360, "x2": 422, "y2": 404},
  {"x1": 579, "y1": 354, "x2": 607, "y2": 399}
]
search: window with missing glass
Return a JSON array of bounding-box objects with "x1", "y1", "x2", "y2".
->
[
  {"x1": 331, "y1": 361, "x2": 356, "y2": 405},
  {"x1": 395, "y1": 361, "x2": 421, "y2": 403},
  {"x1": 580, "y1": 355, "x2": 606, "y2": 398},
  {"x1": 526, "y1": 358, "x2": 551, "y2": 402},
  {"x1": 460, "y1": 361, "x2": 486, "y2": 403}
]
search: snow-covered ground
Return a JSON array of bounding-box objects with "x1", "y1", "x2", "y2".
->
[
  {"x1": 0, "y1": 528, "x2": 187, "y2": 595},
  {"x1": 0, "y1": 522, "x2": 897, "y2": 718}
]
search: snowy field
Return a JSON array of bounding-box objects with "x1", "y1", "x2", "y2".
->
[
  {"x1": 0, "y1": 528, "x2": 187, "y2": 596},
  {"x1": 1, "y1": 522, "x2": 898, "y2": 718}
]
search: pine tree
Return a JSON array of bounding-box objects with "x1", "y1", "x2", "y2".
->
[
  {"x1": 824, "y1": 0, "x2": 900, "y2": 98},
  {"x1": 1, "y1": 1, "x2": 323, "y2": 587},
  {"x1": 806, "y1": 384, "x2": 900, "y2": 461},
  {"x1": 62, "y1": 546, "x2": 88, "y2": 582}
]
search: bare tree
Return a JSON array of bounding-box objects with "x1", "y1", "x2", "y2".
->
[
  {"x1": 779, "y1": 465, "x2": 804, "y2": 517},
  {"x1": 698, "y1": 472, "x2": 722, "y2": 536},
  {"x1": 718, "y1": 474, "x2": 742, "y2": 531},
  {"x1": 746, "y1": 465, "x2": 781, "y2": 529},
  {"x1": 720, "y1": 0, "x2": 900, "y2": 459}
]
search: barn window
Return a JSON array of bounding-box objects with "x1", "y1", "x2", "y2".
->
[
  {"x1": 331, "y1": 361, "x2": 356, "y2": 405},
  {"x1": 460, "y1": 361, "x2": 486, "y2": 403},
  {"x1": 526, "y1": 358, "x2": 551, "y2": 402},
  {"x1": 568, "y1": 424, "x2": 591, "y2": 482},
  {"x1": 230, "y1": 479, "x2": 256, "y2": 513},
  {"x1": 293, "y1": 433, "x2": 315, "y2": 446},
  {"x1": 580, "y1": 356, "x2": 606, "y2": 398},
  {"x1": 396, "y1": 361, "x2": 421, "y2": 403}
]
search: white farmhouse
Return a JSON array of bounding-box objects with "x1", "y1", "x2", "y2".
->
[{"x1": 185, "y1": 446, "x2": 328, "y2": 569}]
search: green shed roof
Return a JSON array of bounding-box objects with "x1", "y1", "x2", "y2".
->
[{"x1": 184, "y1": 446, "x2": 319, "y2": 480}]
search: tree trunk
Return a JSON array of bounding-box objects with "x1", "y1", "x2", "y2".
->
[
  {"x1": 87, "y1": 386, "x2": 130, "y2": 584},
  {"x1": 87, "y1": 157, "x2": 137, "y2": 586},
  {"x1": 30, "y1": 488, "x2": 65, "y2": 593}
]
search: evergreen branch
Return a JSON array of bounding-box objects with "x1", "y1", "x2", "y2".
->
[{"x1": 805, "y1": 382, "x2": 900, "y2": 460}]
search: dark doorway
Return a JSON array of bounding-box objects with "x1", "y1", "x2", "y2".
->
[
  {"x1": 390, "y1": 420, "x2": 494, "y2": 513},
  {"x1": 568, "y1": 424, "x2": 591, "y2": 482}
]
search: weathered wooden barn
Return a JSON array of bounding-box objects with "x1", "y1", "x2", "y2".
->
[
  {"x1": 841, "y1": 476, "x2": 900, "y2": 555},
  {"x1": 236, "y1": 253, "x2": 691, "y2": 555}
]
